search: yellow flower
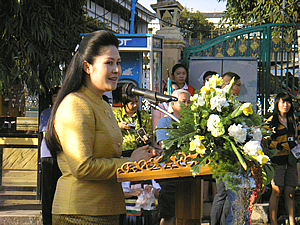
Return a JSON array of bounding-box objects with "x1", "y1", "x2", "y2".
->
[
  {"x1": 200, "y1": 83, "x2": 216, "y2": 95},
  {"x1": 252, "y1": 149, "x2": 270, "y2": 165},
  {"x1": 190, "y1": 135, "x2": 206, "y2": 154},
  {"x1": 253, "y1": 155, "x2": 270, "y2": 165},
  {"x1": 196, "y1": 144, "x2": 206, "y2": 154},
  {"x1": 241, "y1": 103, "x2": 253, "y2": 116},
  {"x1": 209, "y1": 75, "x2": 223, "y2": 88}
]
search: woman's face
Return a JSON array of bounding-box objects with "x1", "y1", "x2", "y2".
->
[
  {"x1": 85, "y1": 45, "x2": 121, "y2": 96},
  {"x1": 125, "y1": 97, "x2": 139, "y2": 114},
  {"x1": 173, "y1": 67, "x2": 187, "y2": 85},
  {"x1": 278, "y1": 98, "x2": 291, "y2": 114}
]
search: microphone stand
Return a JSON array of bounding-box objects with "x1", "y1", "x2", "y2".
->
[{"x1": 148, "y1": 101, "x2": 180, "y2": 123}]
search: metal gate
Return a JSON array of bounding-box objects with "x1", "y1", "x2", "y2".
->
[{"x1": 182, "y1": 23, "x2": 300, "y2": 117}]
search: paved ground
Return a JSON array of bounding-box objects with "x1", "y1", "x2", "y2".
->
[
  {"x1": 0, "y1": 203, "x2": 42, "y2": 225},
  {"x1": 0, "y1": 202, "x2": 211, "y2": 225},
  {"x1": 0, "y1": 202, "x2": 299, "y2": 225}
]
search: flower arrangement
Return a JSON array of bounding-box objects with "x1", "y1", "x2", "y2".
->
[{"x1": 159, "y1": 75, "x2": 277, "y2": 220}]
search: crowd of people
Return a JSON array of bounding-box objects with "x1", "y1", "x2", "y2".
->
[{"x1": 39, "y1": 30, "x2": 299, "y2": 225}]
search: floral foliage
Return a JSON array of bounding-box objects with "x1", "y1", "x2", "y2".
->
[{"x1": 160, "y1": 75, "x2": 277, "y2": 192}]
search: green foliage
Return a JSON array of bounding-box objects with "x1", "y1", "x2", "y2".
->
[
  {"x1": 161, "y1": 105, "x2": 196, "y2": 149},
  {"x1": 85, "y1": 16, "x2": 109, "y2": 31},
  {"x1": 179, "y1": 8, "x2": 215, "y2": 38},
  {"x1": 219, "y1": 0, "x2": 300, "y2": 28},
  {"x1": 262, "y1": 163, "x2": 277, "y2": 186},
  {"x1": 0, "y1": 0, "x2": 87, "y2": 94}
]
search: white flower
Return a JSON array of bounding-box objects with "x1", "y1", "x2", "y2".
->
[
  {"x1": 250, "y1": 127, "x2": 263, "y2": 141},
  {"x1": 215, "y1": 87, "x2": 227, "y2": 96},
  {"x1": 221, "y1": 84, "x2": 229, "y2": 93},
  {"x1": 210, "y1": 96, "x2": 229, "y2": 112},
  {"x1": 243, "y1": 140, "x2": 262, "y2": 156},
  {"x1": 197, "y1": 96, "x2": 205, "y2": 106},
  {"x1": 243, "y1": 141, "x2": 270, "y2": 165},
  {"x1": 190, "y1": 94, "x2": 199, "y2": 102},
  {"x1": 191, "y1": 94, "x2": 205, "y2": 107},
  {"x1": 207, "y1": 114, "x2": 225, "y2": 137},
  {"x1": 228, "y1": 124, "x2": 247, "y2": 143},
  {"x1": 207, "y1": 114, "x2": 220, "y2": 131}
]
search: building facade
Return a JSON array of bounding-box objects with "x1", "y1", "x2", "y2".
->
[{"x1": 85, "y1": 0, "x2": 155, "y2": 34}]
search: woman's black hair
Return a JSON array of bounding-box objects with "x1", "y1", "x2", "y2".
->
[
  {"x1": 203, "y1": 71, "x2": 218, "y2": 82},
  {"x1": 222, "y1": 72, "x2": 241, "y2": 81},
  {"x1": 272, "y1": 92, "x2": 295, "y2": 133},
  {"x1": 171, "y1": 63, "x2": 188, "y2": 77},
  {"x1": 45, "y1": 30, "x2": 119, "y2": 156}
]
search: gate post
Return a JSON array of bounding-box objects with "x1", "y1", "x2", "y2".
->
[{"x1": 151, "y1": 1, "x2": 185, "y2": 82}]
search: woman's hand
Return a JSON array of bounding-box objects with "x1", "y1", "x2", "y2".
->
[
  {"x1": 118, "y1": 121, "x2": 130, "y2": 129},
  {"x1": 131, "y1": 188, "x2": 142, "y2": 197},
  {"x1": 124, "y1": 188, "x2": 142, "y2": 198},
  {"x1": 129, "y1": 145, "x2": 157, "y2": 162}
]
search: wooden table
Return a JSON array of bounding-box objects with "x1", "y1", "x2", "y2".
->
[{"x1": 117, "y1": 156, "x2": 211, "y2": 225}]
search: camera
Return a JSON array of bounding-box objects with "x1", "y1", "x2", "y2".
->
[
  {"x1": 136, "y1": 127, "x2": 151, "y2": 146},
  {"x1": 127, "y1": 123, "x2": 136, "y2": 129}
]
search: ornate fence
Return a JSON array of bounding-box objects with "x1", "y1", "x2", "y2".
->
[{"x1": 182, "y1": 23, "x2": 300, "y2": 117}]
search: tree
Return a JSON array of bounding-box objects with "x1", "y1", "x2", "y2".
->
[
  {"x1": 179, "y1": 8, "x2": 215, "y2": 38},
  {"x1": 219, "y1": 0, "x2": 300, "y2": 28},
  {"x1": 0, "y1": 0, "x2": 87, "y2": 95}
]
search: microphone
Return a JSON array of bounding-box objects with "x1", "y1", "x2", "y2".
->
[{"x1": 124, "y1": 83, "x2": 178, "y2": 103}]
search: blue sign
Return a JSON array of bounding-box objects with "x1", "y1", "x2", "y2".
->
[{"x1": 119, "y1": 38, "x2": 147, "y2": 48}]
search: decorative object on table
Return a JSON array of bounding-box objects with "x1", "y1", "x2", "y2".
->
[
  {"x1": 159, "y1": 75, "x2": 278, "y2": 223},
  {"x1": 117, "y1": 152, "x2": 211, "y2": 182}
]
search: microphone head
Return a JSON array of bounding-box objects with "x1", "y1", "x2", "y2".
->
[{"x1": 122, "y1": 83, "x2": 136, "y2": 97}]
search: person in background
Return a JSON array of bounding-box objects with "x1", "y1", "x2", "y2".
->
[
  {"x1": 114, "y1": 87, "x2": 158, "y2": 225},
  {"x1": 156, "y1": 89, "x2": 191, "y2": 225},
  {"x1": 45, "y1": 30, "x2": 155, "y2": 225},
  {"x1": 171, "y1": 63, "x2": 195, "y2": 96},
  {"x1": 121, "y1": 180, "x2": 161, "y2": 225},
  {"x1": 203, "y1": 70, "x2": 218, "y2": 85},
  {"x1": 265, "y1": 92, "x2": 298, "y2": 225},
  {"x1": 39, "y1": 86, "x2": 61, "y2": 225},
  {"x1": 221, "y1": 72, "x2": 241, "y2": 96},
  {"x1": 113, "y1": 86, "x2": 153, "y2": 157},
  {"x1": 210, "y1": 72, "x2": 241, "y2": 225},
  {"x1": 160, "y1": 82, "x2": 179, "y2": 113},
  {"x1": 151, "y1": 82, "x2": 179, "y2": 149}
]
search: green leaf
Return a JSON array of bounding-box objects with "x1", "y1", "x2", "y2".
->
[
  {"x1": 262, "y1": 163, "x2": 277, "y2": 186},
  {"x1": 225, "y1": 137, "x2": 247, "y2": 170},
  {"x1": 191, "y1": 163, "x2": 202, "y2": 176}
]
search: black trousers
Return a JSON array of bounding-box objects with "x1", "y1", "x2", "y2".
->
[
  {"x1": 41, "y1": 157, "x2": 61, "y2": 225},
  {"x1": 210, "y1": 180, "x2": 230, "y2": 225}
]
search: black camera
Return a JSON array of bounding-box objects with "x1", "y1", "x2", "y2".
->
[{"x1": 136, "y1": 127, "x2": 151, "y2": 146}]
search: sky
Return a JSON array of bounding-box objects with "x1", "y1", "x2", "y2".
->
[{"x1": 138, "y1": 0, "x2": 227, "y2": 13}]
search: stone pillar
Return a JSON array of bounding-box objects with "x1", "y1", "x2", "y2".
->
[{"x1": 151, "y1": 0, "x2": 185, "y2": 81}]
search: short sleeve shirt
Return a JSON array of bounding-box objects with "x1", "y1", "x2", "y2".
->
[{"x1": 156, "y1": 116, "x2": 174, "y2": 144}]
